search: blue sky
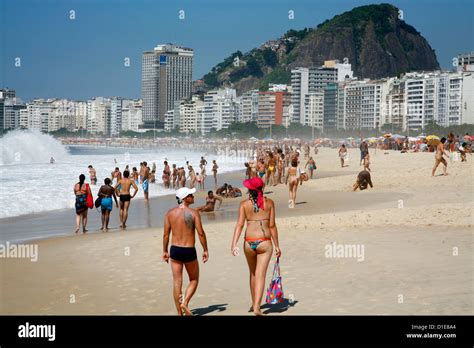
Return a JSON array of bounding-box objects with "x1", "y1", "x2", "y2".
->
[{"x1": 1, "y1": 0, "x2": 472, "y2": 101}]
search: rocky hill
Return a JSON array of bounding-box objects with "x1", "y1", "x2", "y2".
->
[{"x1": 199, "y1": 3, "x2": 440, "y2": 95}]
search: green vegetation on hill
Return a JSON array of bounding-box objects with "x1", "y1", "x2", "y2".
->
[{"x1": 199, "y1": 3, "x2": 439, "y2": 94}]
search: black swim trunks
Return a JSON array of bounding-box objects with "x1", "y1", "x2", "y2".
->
[
  {"x1": 170, "y1": 245, "x2": 197, "y2": 263},
  {"x1": 120, "y1": 194, "x2": 131, "y2": 202}
]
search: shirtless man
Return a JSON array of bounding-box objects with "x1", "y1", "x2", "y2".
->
[
  {"x1": 88, "y1": 165, "x2": 97, "y2": 185},
  {"x1": 163, "y1": 161, "x2": 171, "y2": 189},
  {"x1": 172, "y1": 164, "x2": 178, "y2": 188},
  {"x1": 353, "y1": 170, "x2": 373, "y2": 191},
  {"x1": 140, "y1": 161, "x2": 150, "y2": 200},
  {"x1": 114, "y1": 170, "x2": 138, "y2": 229},
  {"x1": 132, "y1": 167, "x2": 139, "y2": 185},
  {"x1": 113, "y1": 167, "x2": 122, "y2": 186},
  {"x1": 163, "y1": 187, "x2": 209, "y2": 316},
  {"x1": 432, "y1": 137, "x2": 449, "y2": 176},
  {"x1": 197, "y1": 190, "x2": 223, "y2": 212}
]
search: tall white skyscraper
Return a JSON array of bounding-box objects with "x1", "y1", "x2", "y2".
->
[{"x1": 141, "y1": 44, "x2": 193, "y2": 128}]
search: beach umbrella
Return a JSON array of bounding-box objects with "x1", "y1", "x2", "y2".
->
[
  {"x1": 408, "y1": 137, "x2": 418, "y2": 142},
  {"x1": 426, "y1": 135, "x2": 440, "y2": 141},
  {"x1": 383, "y1": 133, "x2": 392, "y2": 138}
]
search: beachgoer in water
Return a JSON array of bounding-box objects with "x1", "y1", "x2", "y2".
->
[
  {"x1": 178, "y1": 167, "x2": 186, "y2": 188},
  {"x1": 163, "y1": 187, "x2": 209, "y2": 316},
  {"x1": 98, "y1": 177, "x2": 119, "y2": 232},
  {"x1": 115, "y1": 170, "x2": 138, "y2": 229},
  {"x1": 132, "y1": 167, "x2": 139, "y2": 185},
  {"x1": 231, "y1": 177, "x2": 281, "y2": 316},
  {"x1": 172, "y1": 164, "x2": 178, "y2": 188},
  {"x1": 140, "y1": 161, "x2": 150, "y2": 201},
  {"x1": 88, "y1": 165, "x2": 97, "y2": 185},
  {"x1": 74, "y1": 174, "x2": 92, "y2": 234},
  {"x1": 212, "y1": 160, "x2": 218, "y2": 187},
  {"x1": 163, "y1": 161, "x2": 171, "y2": 189},
  {"x1": 197, "y1": 190, "x2": 223, "y2": 212},
  {"x1": 188, "y1": 165, "x2": 196, "y2": 188}
]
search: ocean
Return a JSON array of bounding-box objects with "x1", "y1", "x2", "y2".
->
[{"x1": 0, "y1": 130, "x2": 244, "y2": 219}]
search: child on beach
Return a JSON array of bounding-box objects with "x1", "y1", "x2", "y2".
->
[{"x1": 363, "y1": 153, "x2": 371, "y2": 172}]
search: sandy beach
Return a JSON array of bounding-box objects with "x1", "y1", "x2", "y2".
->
[{"x1": 1, "y1": 147, "x2": 472, "y2": 315}]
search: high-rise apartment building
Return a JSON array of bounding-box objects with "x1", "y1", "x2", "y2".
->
[
  {"x1": 141, "y1": 44, "x2": 193, "y2": 128},
  {"x1": 257, "y1": 91, "x2": 291, "y2": 128}
]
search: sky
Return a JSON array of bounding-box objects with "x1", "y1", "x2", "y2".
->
[{"x1": 1, "y1": 0, "x2": 472, "y2": 101}]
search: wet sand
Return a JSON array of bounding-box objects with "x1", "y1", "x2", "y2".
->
[{"x1": 1, "y1": 147, "x2": 472, "y2": 315}]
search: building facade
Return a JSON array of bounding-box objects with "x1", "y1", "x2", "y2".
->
[{"x1": 141, "y1": 44, "x2": 193, "y2": 128}]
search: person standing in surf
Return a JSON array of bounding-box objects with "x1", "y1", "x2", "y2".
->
[
  {"x1": 88, "y1": 165, "x2": 97, "y2": 185},
  {"x1": 140, "y1": 161, "x2": 150, "y2": 201},
  {"x1": 74, "y1": 174, "x2": 92, "y2": 234},
  {"x1": 98, "y1": 177, "x2": 119, "y2": 231},
  {"x1": 115, "y1": 170, "x2": 138, "y2": 229}
]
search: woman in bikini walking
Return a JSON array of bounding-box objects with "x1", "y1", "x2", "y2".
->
[
  {"x1": 231, "y1": 177, "x2": 281, "y2": 316},
  {"x1": 285, "y1": 158, "x2": 299, "y2": 208}
]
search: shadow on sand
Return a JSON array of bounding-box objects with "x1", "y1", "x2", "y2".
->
[
  {"x1": 261, "y1": 298, "x2": 298, "y2": 314},
  {"x1": 191, "y1": 303, "x2": 228, "y2": 316}
]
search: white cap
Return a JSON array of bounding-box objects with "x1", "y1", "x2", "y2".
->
[{"x1": 176, "y1": 187, "x2": 196, "y2": 200}]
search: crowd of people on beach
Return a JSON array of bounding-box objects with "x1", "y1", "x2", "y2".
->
[{"x1": 71, "y1": 131, "x2": 471, "y2": 315}]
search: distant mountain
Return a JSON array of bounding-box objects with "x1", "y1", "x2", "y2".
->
[{"x1": 199, "y1": 3, "x2": 440, "y2": 94}]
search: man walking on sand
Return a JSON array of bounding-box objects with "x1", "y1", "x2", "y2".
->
[{"x1": 163, "y1": 187, "x2": 209, "y2": 316}]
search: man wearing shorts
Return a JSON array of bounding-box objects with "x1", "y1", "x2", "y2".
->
[
  {"x1": 163, "y1": 187, "x2": 209, "y2": 316},
  {"x1": 140, "y1": 161, "x2": 150, "y2": 201},
  {"x1": 114, "y1": 170, "x2": 138, "y2": 229}
]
